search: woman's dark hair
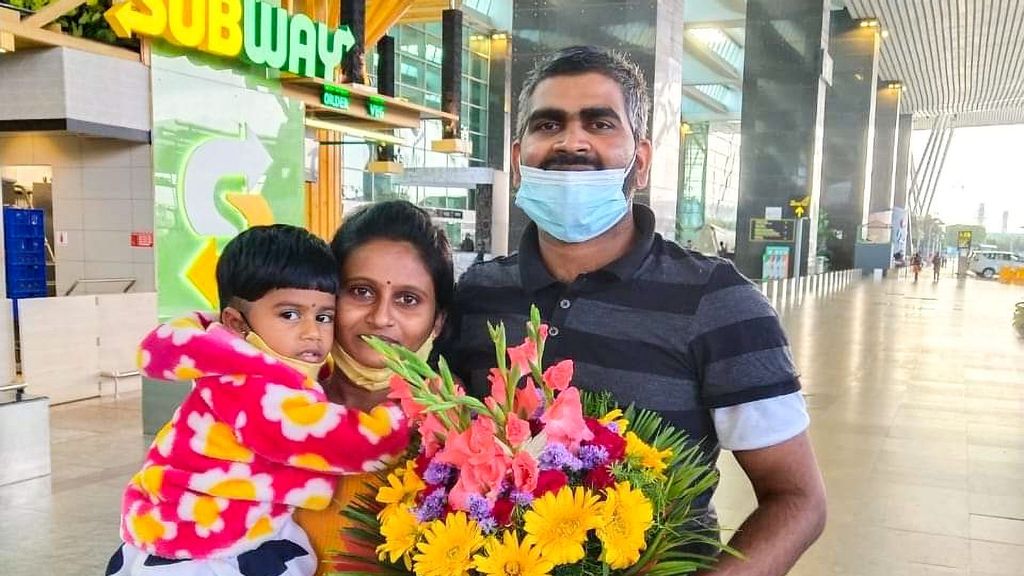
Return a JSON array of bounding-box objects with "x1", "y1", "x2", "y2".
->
[
  {"x1": 330, "y1": 200, "x2": 454, "y2": 316},
  {"x1": 216, "y1": 224, "x2": 338, "y2": 310}
]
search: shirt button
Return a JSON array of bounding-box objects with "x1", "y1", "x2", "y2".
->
[
  {"x1": 559, "y1": 298, "x2": 571, "y2": 309},
  {"x1": 549, "y1": 326, "x2": 560, "y2": 337}
]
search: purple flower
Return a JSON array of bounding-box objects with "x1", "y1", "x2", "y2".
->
[
  {"x1": 539, "y1": 443, "x2": 583, "y2": 472},
  {"x1": 414, "y1": 487, "x2": 447, "y2": 523},
  {"x1": 606, "y1": 422, "x2": 620, "y2": 434},
  {"x1": 423, "y1": 461, "x2": 454, "y2": 486},
  {"x1": 477, "y1": 517, "x2": 498, "y2": 534},
  {"x1": 466, "y1": 494, "x2": 492, "y2": 520},
  {"x1": 578, "y1": 445, "x2": 610, "y2": 470},
  {"x1": 510, "y1": 490, "x2": 534, "y2": 507}
]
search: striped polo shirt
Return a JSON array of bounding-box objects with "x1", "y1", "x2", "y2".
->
[{"x1": 439, "y1": 204, "x2": 802, "y2": 474}]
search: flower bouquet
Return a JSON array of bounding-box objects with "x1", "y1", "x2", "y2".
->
[{"x1": 333, "y1": 308, "x2": 731, "y2": 575}]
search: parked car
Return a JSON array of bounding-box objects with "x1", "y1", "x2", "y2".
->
[{"x1": 970, "y1": 250, "x2": 1024, "y2": 278}]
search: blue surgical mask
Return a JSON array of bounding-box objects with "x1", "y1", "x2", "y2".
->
[{"x1": 515, "y1": 157, "x2": 635, "y2": 243}]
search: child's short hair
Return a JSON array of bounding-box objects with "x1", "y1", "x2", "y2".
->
[{"x1": 216, "y1": 224, "x2": 338, "y2": 310}]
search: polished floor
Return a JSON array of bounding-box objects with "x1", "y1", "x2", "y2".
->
[{"x1": 2, "y1": 273, "x2": 1022, "y2": 575}]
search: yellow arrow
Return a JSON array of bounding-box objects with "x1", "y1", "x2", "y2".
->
[
  {"x1": 225, "y1": 194, "x2": 275, "y2": 227},
  {"x1": 794, "y1": 206, "x2": 805, "y2": 218},
  {"x1": 104, "y1": 0, "x2": 168, "y2": 39},
  {"x1": 185, "y1": 237, "x2": 220, "y2": 310}
]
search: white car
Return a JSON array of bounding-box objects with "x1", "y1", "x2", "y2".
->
[{"x1": 970, "y1": 250, "x2": 1024, "y2": 278}]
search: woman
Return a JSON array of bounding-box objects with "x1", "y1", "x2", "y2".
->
[{"x1": 294, "y1": 200, "x2": 454, "y2": 575}]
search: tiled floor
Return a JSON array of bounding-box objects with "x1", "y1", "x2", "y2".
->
[{"x1": 1, "y1": 274, "x2": 1022, "y2": 575}]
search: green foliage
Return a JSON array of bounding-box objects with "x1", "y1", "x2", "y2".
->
[{"x1": 1, "y1": 0, "x2": 135, "y2": 47}]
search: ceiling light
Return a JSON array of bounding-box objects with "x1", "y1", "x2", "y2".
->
[
  {"x1": 859, "y1": 19, "x2": 880, "y2": 28},
  {"x1": 881, "y1": 29, "x2": 890, "y2": 39}
]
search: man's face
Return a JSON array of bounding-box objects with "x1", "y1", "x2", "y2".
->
[{"x1": 513, "y1": 72, "x2": 651, "y2": 190}]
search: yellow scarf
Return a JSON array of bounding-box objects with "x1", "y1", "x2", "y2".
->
[
  {"x1": 332, "y1": 337, "x2": 434, "y2": 392},
  {"x1": 244, "y1": 331, "x2": 325, "y2": 382}
]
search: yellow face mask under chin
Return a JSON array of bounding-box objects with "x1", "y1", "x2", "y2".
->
[
  {"x1": 244, "y1": 331, "x2": 325, "y2": 382},
  {"x1": 332, "y1": 336, "x2": 434, "y2": 392}
]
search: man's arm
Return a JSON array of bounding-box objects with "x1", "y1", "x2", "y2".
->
[{"x1": 699, "y1": 431, "x2": 827, "y2": 576}]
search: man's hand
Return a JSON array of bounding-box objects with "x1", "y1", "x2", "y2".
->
[{"x1": 700, "y1": 431, "x2": 827, "y2": 575}]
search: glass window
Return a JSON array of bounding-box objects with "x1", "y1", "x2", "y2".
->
[
  {"x1": 425, "y1": 66, "x2": 442, "y2": 95},
  {"x1": 424, "y1": 42, "x2": 444, "y2": 65},
  {"x1": 399, "y1": 58, "x2": 421, "y2": 88},
  {"x1": 469, "y1": 80, "x2": 487, "y2": 107},
  {"x1": 424, "y1": 92, "x2": 441, "y2": 107},
  {"x1": 399, "y1": 27, "x2": 423, "y2": 58},
  {"x1": 470, "y1": 53, "x2": 488, "y2": 80}
]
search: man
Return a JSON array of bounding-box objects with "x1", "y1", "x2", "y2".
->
[{"x1": 441, "y1": 46, "x2": 826, "y2": 575}]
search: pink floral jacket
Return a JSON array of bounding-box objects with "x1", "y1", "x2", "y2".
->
[{"x1": 121, "y1": 312, "x2": 409, "y2": 560}]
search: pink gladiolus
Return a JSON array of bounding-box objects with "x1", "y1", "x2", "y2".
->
[
  {"x1": 437, "y1": 418, "x2": 510, "y2": 510},
  {"x1": 514, "y1": 377, "x2": 542, "y2": 418},
  {"x1": 507, "y1": 339, "x2": 537, "y2": 374},
  {"x1": 505, "y1": 413, "x2": 531, "y2": 446},
  {"x1": 538, "y1": 324, "x2": 550, "y2": 342},
  {"x1": 387, "y1": 375, "x2": 423, "y2": 420},
  {"x1": 542, "y1": 360, "x2": 574, "y2": 391},
  {"x1": 540, "y1": 387, "x2": 594, "y2": 450},
  {"x1": 511, "y1": 451, "x2": 539, "y2": 494},
  {"x1": 419, "y1": 413, "x2": 447, "y2": 458},
  {"x1": 488, "y1": 368, "x2": 507, "y2": 407}
]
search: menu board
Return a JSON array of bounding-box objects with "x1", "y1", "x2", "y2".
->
[{"x1": 749, "y1": 219, "x2": 796, "y2": 242}]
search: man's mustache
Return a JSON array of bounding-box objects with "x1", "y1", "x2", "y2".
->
[{"x1": 540, "y1": 153, "x2": 604, "y2": 170}]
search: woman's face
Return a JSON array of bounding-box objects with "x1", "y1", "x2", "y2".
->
[{"x1": 336, "y1": 239, "x2": 442, "y2": 368}]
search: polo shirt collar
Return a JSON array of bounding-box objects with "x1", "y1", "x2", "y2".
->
[{"x1": 518, "y1": 204, "x2": 657, "y2": 293}]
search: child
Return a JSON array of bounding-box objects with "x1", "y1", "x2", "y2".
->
[{"x1": 106, "y1": 225, "x2": 410, "y2": 576}]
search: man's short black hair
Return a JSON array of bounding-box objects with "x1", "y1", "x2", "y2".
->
[
  {"x1": 216, "y1": 224, "x2": 338, "y2": 310},
  {"x1": 331, "y1": 200, "x2": 454, "y2": 317}
]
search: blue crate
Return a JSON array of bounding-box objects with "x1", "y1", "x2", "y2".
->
[{"x1": 3, "y1": 208, "x2": 45, "y2": 240}]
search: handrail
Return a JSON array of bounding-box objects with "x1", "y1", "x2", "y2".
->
[
  {"x1": 0, "y1": 383, "x2": 27, "y2": 392},
  {"x1": 64, "y1": 277, "x2": 136, "y2": 296}
]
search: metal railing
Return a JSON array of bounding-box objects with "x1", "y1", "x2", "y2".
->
[{"x1": 64, "y1": 277, "x2": 136, "y2": 296}]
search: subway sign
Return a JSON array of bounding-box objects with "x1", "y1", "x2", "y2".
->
[{"x1": 105, "y1": 0, "x2": 354, "y2": 80}]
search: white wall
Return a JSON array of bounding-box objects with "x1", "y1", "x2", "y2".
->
[
  {"x1": 0, "y1": 47, "x2": 150, "y2": 133},
  {"x1": 17, "y1": 292, "x2": 156, "y2": 403},
  {"x1": 0, "y1": 133, "x2": 155, "y2": 295}
]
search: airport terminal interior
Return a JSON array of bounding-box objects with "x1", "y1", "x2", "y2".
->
[{"x1": 0, "y1": 0, "x2": 1022, "y2": 574}]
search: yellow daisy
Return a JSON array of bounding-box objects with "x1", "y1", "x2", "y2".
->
[
  {"x1": 523, "y1": 486, "x2": 602, "y2": 566},
  {"x1": 625, "y1": 432, "x2": 673, "y2": 479},
  {"x1": 596, "y1": 481, "x2": 654, "y2": 569},
  {"x1": 473, "y1": 530, "x2": 554, "y2": 576},
  {"x1": 377, "y1": 503, "x2": 421, "y2": 568},
  {"x1": 377, "y1": 460, "x2": 426, "y2": 508},
  {"x1": 413, "y1": 512, "x2": 485, "y2": 576},
  {"x1": 598, "y1": 409, "x2": 629, "y2": 434}
]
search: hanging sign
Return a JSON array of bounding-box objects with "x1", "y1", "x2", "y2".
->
[
  {"x1": 105, "y1": 0, "x2": 355, "y2": 80},
  {"x1": 750, "y1": 219, "x2": 796, "y2": 242}
]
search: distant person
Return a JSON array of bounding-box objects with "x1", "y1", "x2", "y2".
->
[
  {"x1": 475, "y1": 242, "x2": 486, "y2": 263},
  {"x1": 911, "y1": 252, "x2": 923, "y2": 282},
  {"x1": 459, "y1": 233, "x2": 474, "y2": 252},
  {"x1": 932, "y1": 252, "x2": 941, "y2": 282},
  {"x1": 685, "y1": 239, "x2": 694, "y2": 250},
  {"x1": 719, "y1": 241, "x2": 728, "y2": 257}
]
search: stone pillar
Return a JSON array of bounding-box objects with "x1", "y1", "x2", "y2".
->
[
  {"x1": 893, "y1": 113, "x2": 913, "y2": 209},
  {"x1": 508, "y1": 0, "x2": 684, "y2": 246},
  {"x1": 734, "y1": 0, "x2": 831, "y2": 278},
  {"x1": 441, "y1": 9, "x2": 464, "y2": 141},
  {"x1": 376, "y1": 35, "x2": 397, "y2": 163},
  {"x1": 341, "y1": 0, "x2": 366, "y2": 84},
  {"x1": 819, "y1": 9, "x2": 881, "y2": 271},
  {"x1": 869, "y1": 81, "x2": 901, "y2": 214}
]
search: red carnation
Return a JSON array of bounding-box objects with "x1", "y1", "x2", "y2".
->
[
  {"x1": 584, "y1": 465, "x2": 616, "y2": 491},
  {"x1": 492, "y1": 498, "x2": 515, "y2": 526},
  {"x1": 584, "y1": 418, "x2": 626, "y2": 462},
  {"x1": 533, "y1": 470, "x2": 569, "y2": 497}
]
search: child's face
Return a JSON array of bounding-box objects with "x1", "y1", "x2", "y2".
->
[
  {"x1": 225, "y1": 288, "x2": 335, "y2": 364},
  {"x1": 337, "y1": 239, "x2": 443, "y2": 369}
]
